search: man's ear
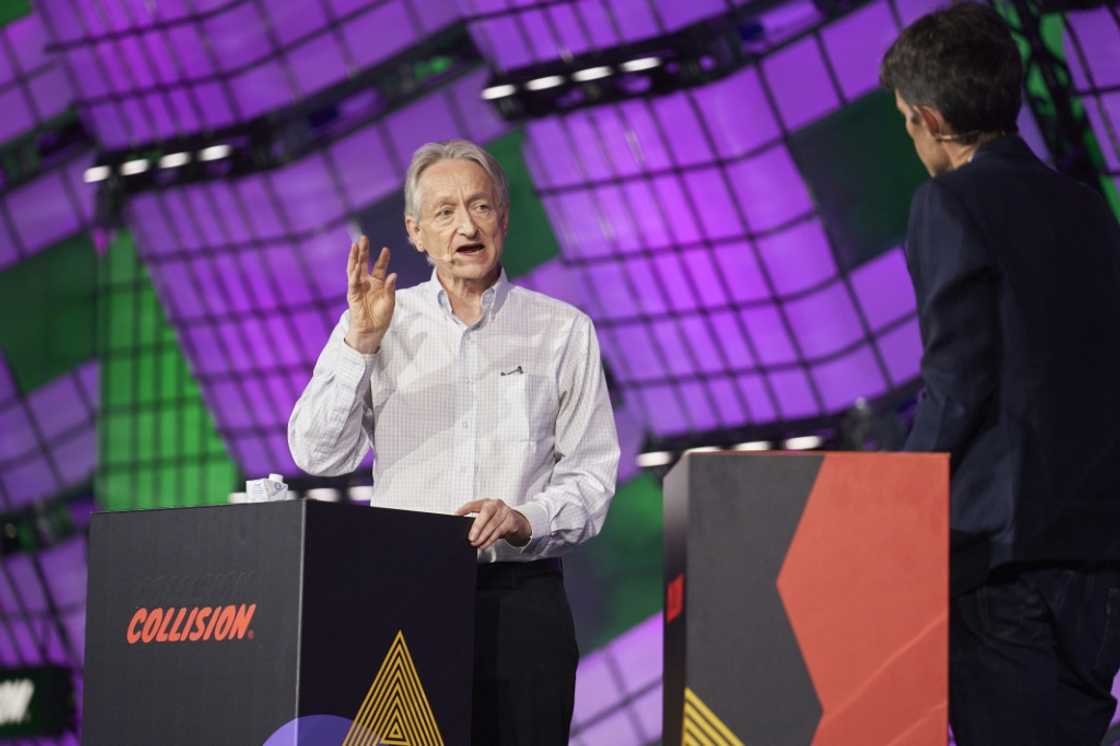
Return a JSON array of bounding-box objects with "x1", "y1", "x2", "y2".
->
[
  {"x1": 916, "y1": 105, "x2": 946, "y2": 138},
  {"x1": 404, "y1": 215, "x2": 423, "y2": 253}
]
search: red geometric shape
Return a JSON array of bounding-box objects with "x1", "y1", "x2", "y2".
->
[
  {"x1": 777, "y1": 453, "x2": 949, "y2": 746},
  {"x1": 666, "y1": 573, "x2": 684, "y2": 624}
]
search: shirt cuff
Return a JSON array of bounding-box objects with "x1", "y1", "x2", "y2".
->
[
  {"x1": 513, "y1": 500, "x2": 550, "y2": 554},
  {"x1": 326, "y1": 333, "x2": 378, "y2": 391}
]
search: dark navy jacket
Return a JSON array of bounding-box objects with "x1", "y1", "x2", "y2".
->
[{"x1": 902, "y1": 135, "x2": 1120, "y2": 594}]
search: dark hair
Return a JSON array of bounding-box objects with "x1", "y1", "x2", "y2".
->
[{"x1": 880, "y1": 2, "x2": 1023, "y2": 143}]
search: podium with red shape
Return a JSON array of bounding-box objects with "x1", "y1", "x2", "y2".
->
[{"x1": 663, "y1": 452, "x2": 949, "y2": 746}]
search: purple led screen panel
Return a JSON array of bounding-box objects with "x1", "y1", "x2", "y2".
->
[
  {"x1": 569, "y1": 613, "x2": 661, "y2": 745},
  {"x1": 1065, "y1": 6, "x2": 1120, "y2": 197},
  {"x1": 0, "y1": 537, "x2": 87, "y2": 746},
  {"x1": 35, "y1": 0, "x2": 465, "y2": 147},
  {"x1": 511, "y1": 0, "x2": 934, "y2": 438},
  {"x1": 0, "y1": 356, "x2": 99, "y2": 511},
  {"x1": 125, "y1": 70, "x2": 507, "y2": 477},
  {"x1": 0, "y1": 12, "x2": 75, "y2": 145},
  {"x1": 0, "y1": 152, "x2": 97, "y2": 271},
  {"x1": 0, "y1": 354, "x2": 92, "y2": 743}
]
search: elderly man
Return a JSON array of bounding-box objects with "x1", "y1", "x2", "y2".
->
[
  {"x1": 288, "y1": 139, "x2": 619, "y2": 745},
  {"x1": 882, "y1": 4, "x2": 1120, "y2": 744}
]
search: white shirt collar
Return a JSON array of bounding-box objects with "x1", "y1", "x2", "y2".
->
[{"x1": 427, "y1": 267, "x2": 511, "y2": 321}]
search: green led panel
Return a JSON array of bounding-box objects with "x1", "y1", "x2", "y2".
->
[
  {"x1": 569, "y1": 472, "x2": 663, "y2": 650},
  {"x1": 789, "y1": 88, "x2": 928, "y2": 272},
  {"x1": 488, "y1": 129, "x2": 562, "y2": 278},
  {"x1": 0, "y1": 234, "x2": 97, "y2": 393},
  {"x1": 0, "y1": 0, "x2": 29, "y2": 27},
  {"x1": 96, "y1": 231, "x2": 239, "y2": 511}
]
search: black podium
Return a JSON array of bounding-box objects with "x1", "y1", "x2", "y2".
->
[{"x1": 83, "y1": 501, "x2": 476, "y2": 746}]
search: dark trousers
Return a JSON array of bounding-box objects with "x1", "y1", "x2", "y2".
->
[
  {"x1": 471, "y1": 559, "x2": 579, "y2": 746},
  {"x1": 950, "y1": 564, "x2": 1120, "y2": 746}
]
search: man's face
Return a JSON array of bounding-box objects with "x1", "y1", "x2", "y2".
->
[
  {"x1": 406, "y1": 158, "x2": 507, "y2": 286},
  {"x1": 895, "y1": 91, "x2": 952, "y2": 177}
]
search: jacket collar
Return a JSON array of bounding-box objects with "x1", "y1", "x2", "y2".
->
[{"x1": 971, "y1": 133, "x2": 1036, "y2": 163}]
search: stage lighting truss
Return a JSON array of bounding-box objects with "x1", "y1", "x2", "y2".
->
[
  {"x1": 81, "y1": 23, "x2": 484, "y2": 227},
  {"x1": 477, "y1": 0, "x2": 830, "y2": 121}
]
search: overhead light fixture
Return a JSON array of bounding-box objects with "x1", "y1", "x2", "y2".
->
[
  {"x1": 83, "y1": 165, "x2": 111, "y2": 183},
  {"x1": 783, "y1": 435, "x2": 823, "y2": 450},
  {"x1": 732, "y1": 440, "x2": 772, "y2": 451},
  {"x1": 199, "y1": 144, "x2": 232, "y2": 162},
  {"x1": 636, "y1": 450, "x2": 674, "y2": 468},
  {"x1": 572, "y1": 65, "x2": 612, "y2": 82},
  {"x1": 159, "y1": 152, "x2": 191, "y2": 169},
  {"x1": 525, "y1": 75, "x2": 565, "y2": 91},
  {"x1": 621, "y1": 56, "x2": 662, "y2": 73},
  {"x1": 481, "y1": 83, "x2": 517, "y2": 100},
  {"x1": 120, "y1": 159, "x2": 150, "y2": 176},
  {"x1": 685, "y1": 445, "x2": 721, "y2": 454}
]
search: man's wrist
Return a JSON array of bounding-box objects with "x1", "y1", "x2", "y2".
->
[
  {"x1": 507, "y1": 510, "x2": 532, "y2": 547},
  {"x1": 344, "y1": 331, "x2": 382, "y2": 355},
  {"x1": 510, "y1": 502, "x2": 550, "y2": 553}
]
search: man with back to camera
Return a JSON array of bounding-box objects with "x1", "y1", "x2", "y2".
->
[
  {"x1": 287, "y1": 139, "x2": 620, "y2": 745},
  {"x1": 881, "y1": 3, "x2": 1120, "y2": 743}
]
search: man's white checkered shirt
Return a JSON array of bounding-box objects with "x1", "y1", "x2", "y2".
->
[{"x1": 288, "y1": 268, "x2": 620, "y2": 562}]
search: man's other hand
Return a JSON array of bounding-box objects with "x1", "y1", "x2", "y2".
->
[{"x1": 456, "y1": 499, "x2": 531, "y2": 550}]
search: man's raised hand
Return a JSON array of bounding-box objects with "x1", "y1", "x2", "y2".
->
[{"x1": 344, "y1": 236, "x2": 396, "y2": 354}]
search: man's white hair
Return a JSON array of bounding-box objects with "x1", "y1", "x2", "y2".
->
[{"x1": 403, "y1": 139, "x2": 509, "y2": 221}]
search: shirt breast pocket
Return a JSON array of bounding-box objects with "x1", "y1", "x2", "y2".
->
[{"x1": 497, "y1": 370, "x2": 555, "y2": 444}]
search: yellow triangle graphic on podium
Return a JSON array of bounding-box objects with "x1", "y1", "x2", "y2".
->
[
  {"x1": 342, "y1": 630, "x2": 445, "y2": 746},
  {"x1": 683, "y1": 687, "x2": 745, "y2": 746}
]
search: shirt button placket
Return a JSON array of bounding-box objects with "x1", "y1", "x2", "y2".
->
[
  {"x1": 465, "y1": 331, "x2": 478, "y2": 497},
  {"x1": 454, "y1": 329, "x2": 469, "y2": 496}
]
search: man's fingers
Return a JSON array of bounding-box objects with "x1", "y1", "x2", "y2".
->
[
  {"x1": 455, "y1": 499, "x2": 484, "y2": 517},
  {"x1": 474, "y1": 511, "x2": 507, "y2": 549},
  {"x1": 457, "y1": 499, "x2": 515, "y2": 547},
  {"x1": 469, "y1": 503, "x2": 497, "y2": 543},
  {"x1": 480, "y1": 514, "x2": 516, "y2": 551},
  {"x1": 372, "y1": 246, "x2": 391, "y2": 281},
  {"x1": 347, "y1": 241, "x2": 360, "y2": 285}
]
